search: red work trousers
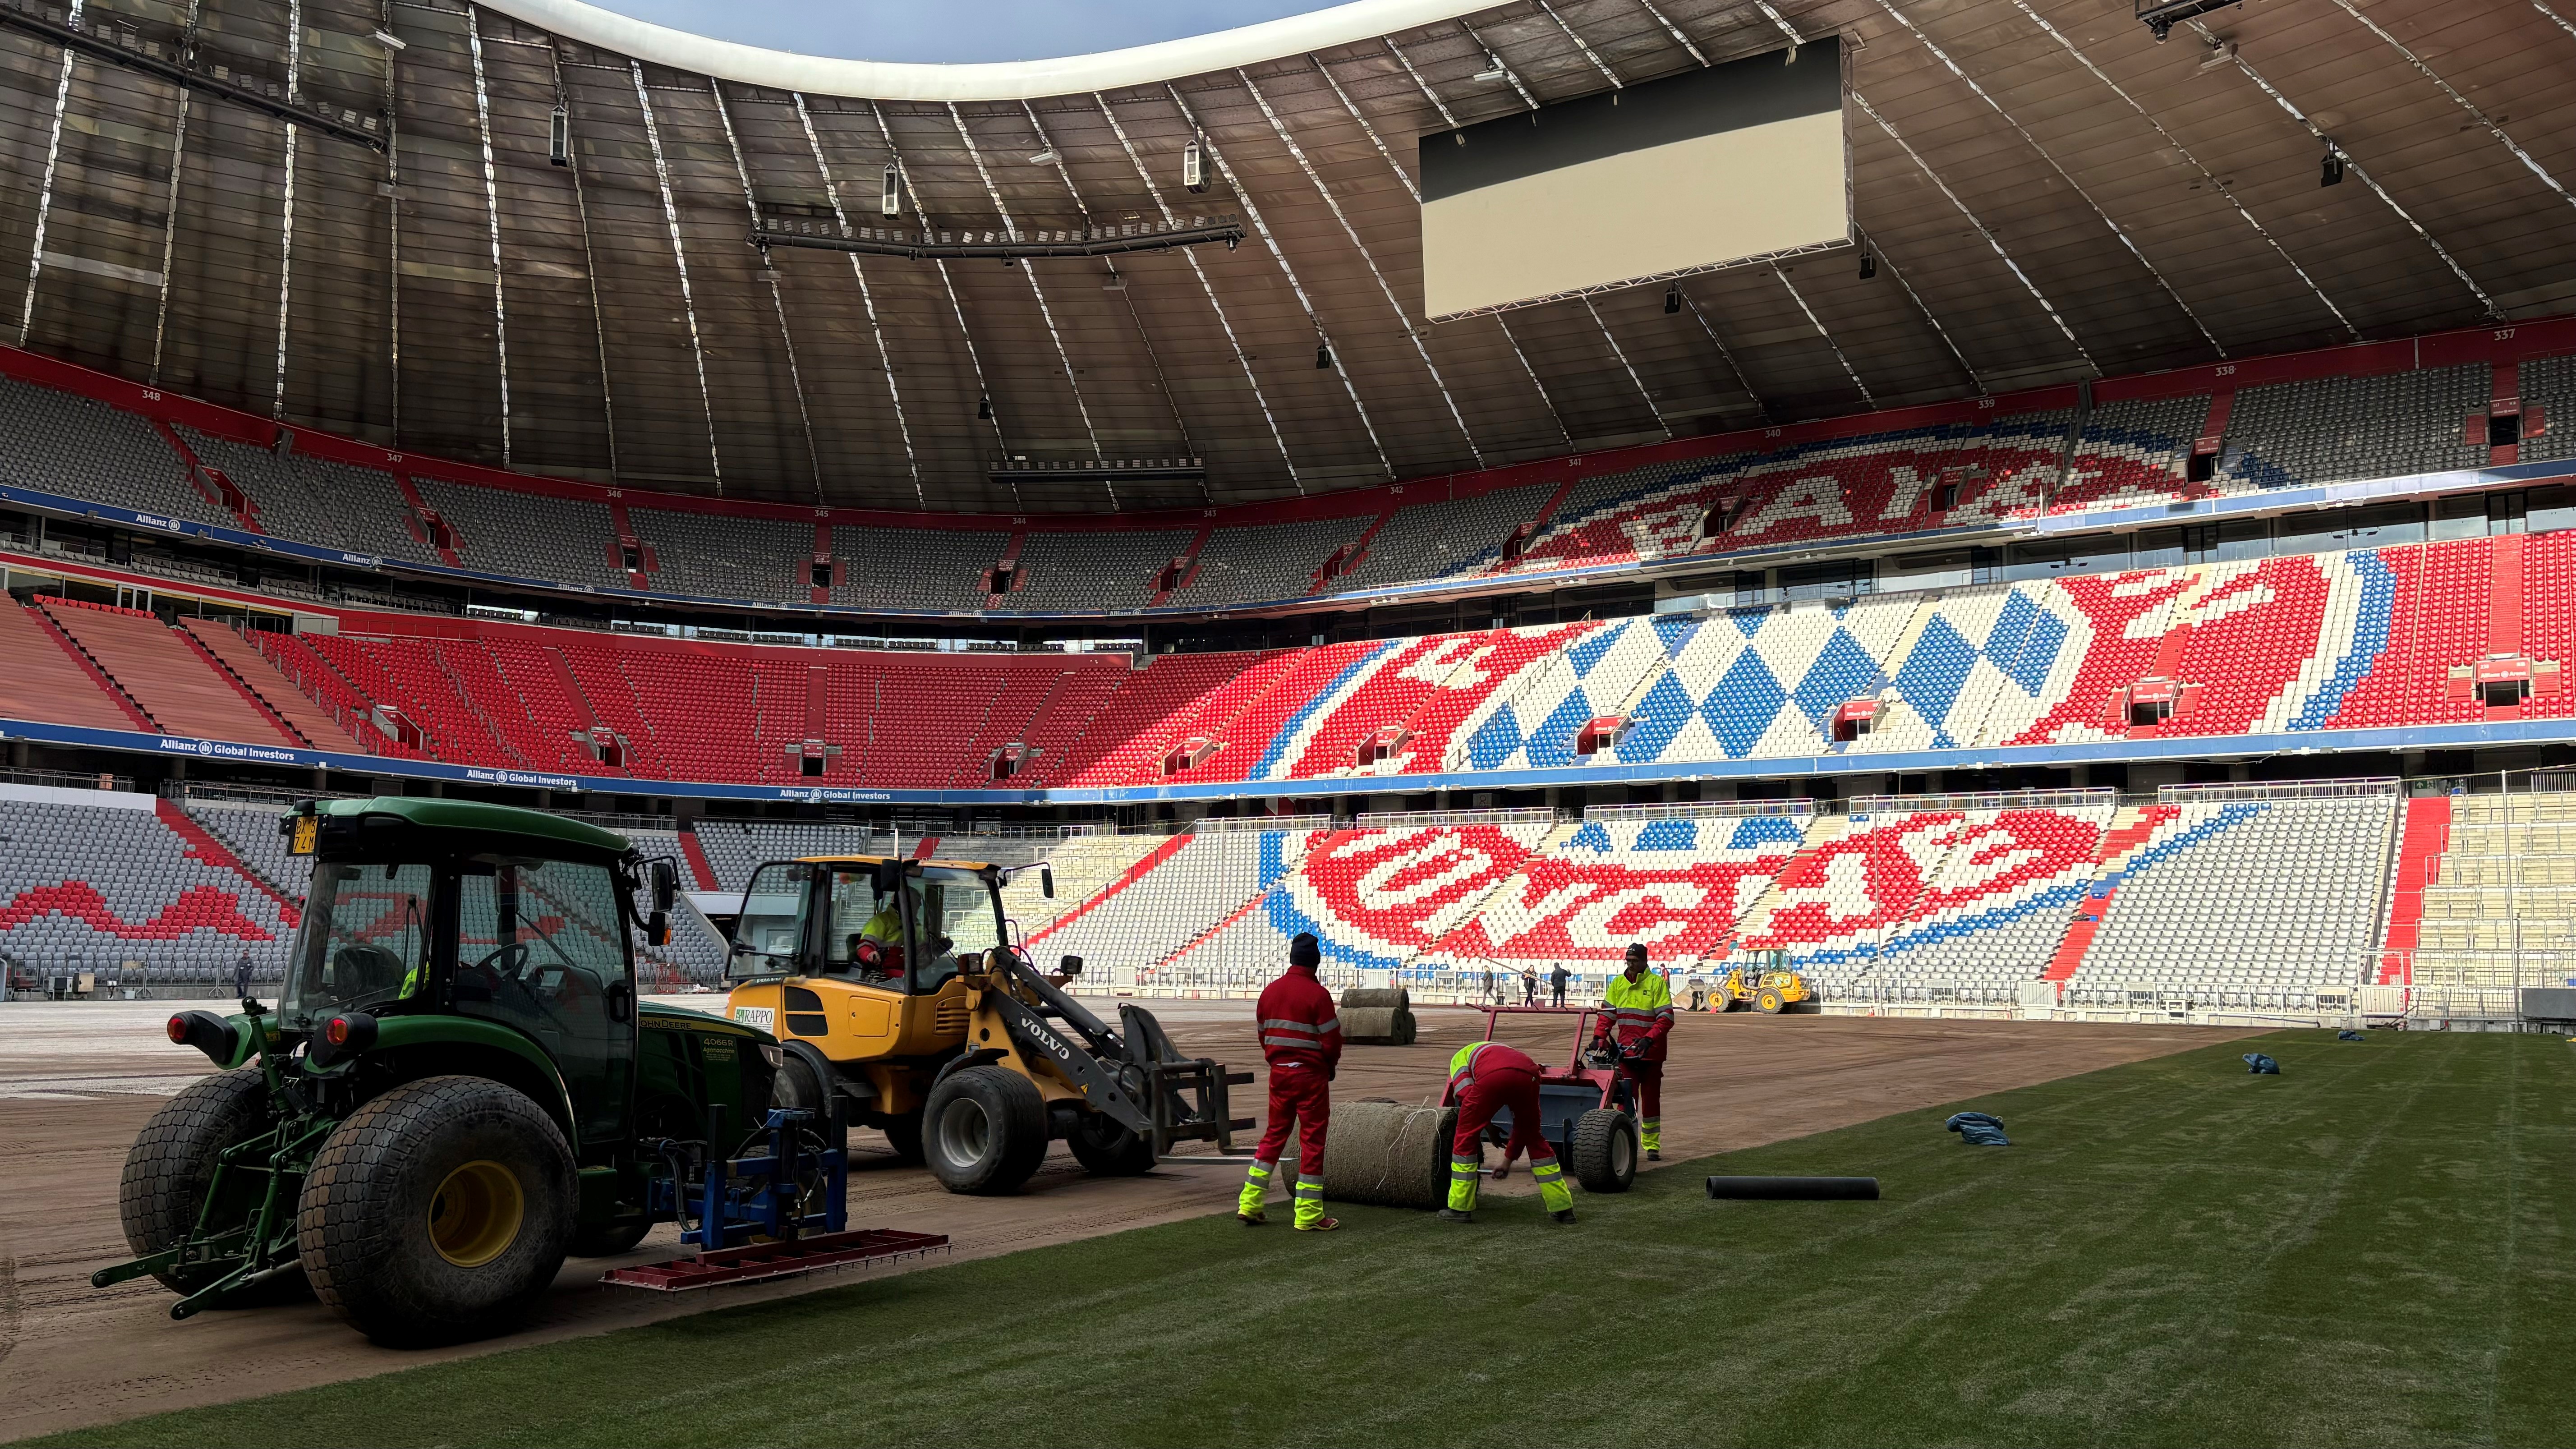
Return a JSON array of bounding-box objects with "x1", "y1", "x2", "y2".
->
[
  {"x1": 1615, "y1": 1058, "x2": 1662, "y2": 1123},
  {"x1": 1256, "y1": 1061, "x2": 1331, "y2": 1174},
  {"x1": 1451, "y1": 1060, "x2": 1557, "y2": 1166}
]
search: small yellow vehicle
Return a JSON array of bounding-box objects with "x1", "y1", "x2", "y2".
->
[{"x1": 1712, "y1": 950, "x2": 1817, "y2": 1014}]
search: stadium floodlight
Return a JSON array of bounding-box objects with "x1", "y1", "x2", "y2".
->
[
  {"x1": 548, "y1": 103, "x2": 569, "y2": 167},
  {"x1": 2196, "y1": 39, "x2": 2236, "y2": 72},
  {"x1": 371, "y1": 28, "x2": 405, "y2": 50},
  {"x1": 1472, "y1": 53, "x2": 1508, "y2": 82},
  {"x1": 977, "y1": 395, "x2": 994, "y2": 420},
  {"x1": 2135, "y1": 0, "x2": 2240, "y2": 41},
  {"x1": 880, "y1": 164, "x2": 902, "y2": 218},
  {"x1": 1316, "y1": 339, "x2": 1334, "y2": 370},
  {"x1": 1859, "y1": 253, "x2": 1877, "y2": 279},
  {"x1": 2320, "y1": 139, "x2": 2344, "y2": 188},
  {"x1": 1028, "y1": 149, "x2": 1056, "y2": 165},
  {"x1": 1664, "y1": 285, "x2": 1681, "y2": 315},
  {"x1": 1182, "y1": 137, "x2": 1206, "y2": 193}
]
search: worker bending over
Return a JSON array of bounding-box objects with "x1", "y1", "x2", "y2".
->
[
  {"x1": 1595, "y1": 942, "x2": 1674, "y2": 1160},
  {"x1": 1239, "y1": 932, "x2": 1343, "y2": 1231},
  {"x1": 1440, "y1": 1040, "x2": 1574, "y2": 1224}
]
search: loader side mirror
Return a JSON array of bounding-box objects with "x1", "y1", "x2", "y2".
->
[
  {"x1": 650, "y1": 860, "x2": 677, "y2": 915},
  {"x1": 1058, "y1": 954, "x2": 1082, "y2": 979},
  {"x1": 1040, "y1": 865, "x2": 1054, "y2": 900},
  {"x1": 874, "y1": 859, "x2": 903, "y2": 894},
  {"x1": 648, "y1": 909, "x2": 671, "y2": 947}
]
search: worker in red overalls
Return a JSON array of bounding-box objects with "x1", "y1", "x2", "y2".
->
[
  {"x1": 1238, "y1": 932, "x2": 1342, "y2": 1231},
  {"x1": 1440, "y1": 1040, "x2": 1575, "y2": 1225}
]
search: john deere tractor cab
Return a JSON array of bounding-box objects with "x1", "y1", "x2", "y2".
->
[
  {"x1": 725, "y1": 854, "x2": 1252, "y2": 1196},
  {"x1": 95, "y1": 797, "x2": 876, "y2": 1346}
]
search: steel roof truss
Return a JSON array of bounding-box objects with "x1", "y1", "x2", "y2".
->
[{"x1": 794, "y1": 89, "x2": 919, "y2": 499}]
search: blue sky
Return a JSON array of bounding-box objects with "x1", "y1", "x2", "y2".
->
[{"x1": 589, "y1": 0, "x2": 1344, "y2": 63}]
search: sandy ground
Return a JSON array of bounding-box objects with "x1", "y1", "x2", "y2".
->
[{"x1": 0, "y1": 997, "x2": 2259, "y2": 1441}]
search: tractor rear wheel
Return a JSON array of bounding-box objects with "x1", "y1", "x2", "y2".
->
[
  {"x1": 1067, "y1": 1113, "x2": 1156, "y2": 1176},
  {"x1": 922, "y1": 1066, "x2": 1047, "y2": 1195},
  {"x1": 1757, "y1": 987, "x2": 1785, "y2": 1014},
  {"x1": 119, "y1": 1067, "x2": 301, "y2": 1297},
  {"x1": 1569, "y1": 1108, "x2": 1639, "y2": 1194},
  {"x1": 296, "y1": 1076, "x2": 575, "y2": 1346}
]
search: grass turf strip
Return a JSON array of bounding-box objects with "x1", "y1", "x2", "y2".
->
[{"x1": 32, "y1": 1029, "x2": 2576, "y2": 1449}]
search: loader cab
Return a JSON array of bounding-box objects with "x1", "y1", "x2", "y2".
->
[{"x1": 727, "y1": 857, "x2": 1005, "y2": 995}]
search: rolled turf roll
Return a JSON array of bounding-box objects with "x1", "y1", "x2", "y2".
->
[
  {"x1": 1339, "y1": 987, "x2": 1410, "y2": 1012},
  {"x1": 1321, "y1": 1100, "x2": 1456, "y2": 1210},
  {"x1": 1706, "y1": 1176, "x2": 1881, "y2": 1201},
  {"x1": 1340, "y1": 1006, "x2": 1418, "y2": 1045}
]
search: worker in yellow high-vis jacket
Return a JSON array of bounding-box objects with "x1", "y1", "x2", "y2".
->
[{"x1": 1592, "y1": 942, "x2": 1673, "y2": 1160}]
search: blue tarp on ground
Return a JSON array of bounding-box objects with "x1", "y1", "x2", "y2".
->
[
  {"x1": 1946, "y1": 1111, "x2": 2009, "y2": 1145},
  {"x1": 2244, "y1": 1053, "x2": 2282, "y2": 1074}
]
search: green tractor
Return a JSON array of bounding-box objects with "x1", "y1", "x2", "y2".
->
[{"x1": 96, "y1": 797, "x2": 834, "y2": 1346}]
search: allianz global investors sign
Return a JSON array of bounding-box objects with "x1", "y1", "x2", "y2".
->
[{"x1": 1418, "y1": 38, "x2": 1849, "y2": 318}]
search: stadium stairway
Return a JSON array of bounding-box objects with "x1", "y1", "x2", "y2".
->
[
  {"x1": 38, "y1": 598, "x2": 295, "y2": 746},
  {"x1": 677, "y1": 827, "x2": 719, "y2": 891},
  {"x1": 178, "y1": 620, "x2": 360, "y2": 751},
  {"x1": 2038, "y1": 805, "x2": 2181, "y2": 988},
  {"x1": 2377, "y1": 795, "x2": 2452, "y2": 986},
  {"x1": 154, "y1": 799, "x2": 302, "y2": 927},
  {"x1": 0, "y1": 599, "x2": 153, "y2": 733}
]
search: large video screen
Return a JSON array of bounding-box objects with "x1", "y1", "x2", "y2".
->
[{"x1": 1419, "y1": 38, "x2": 1849, "y2": 319}]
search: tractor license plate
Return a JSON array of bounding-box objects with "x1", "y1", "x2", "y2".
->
[
  {"x1": 288, "y1": 816, "x2": 318, "y2": 856},
  {"x1": 732, "y1": 1006, "x2": 774, "y2": 1033}
]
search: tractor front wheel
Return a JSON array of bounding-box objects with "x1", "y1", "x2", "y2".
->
[
  {"x1": 296, "y1": 1076, "x2": 575, "y2": 1346},
  {"x1": 1569, "y1": 1108, "x2": 1639, "y2": 1194},
  {"x1": 1757, "y1": 987, "x2": 1785, "y2": 1014},
  {"x1": 1067, "y1": 1113, "x2": 1156, "y2": 1176},
  {"x1": 922, "y1": 1066, "x2": 1047, "y2": 1195},
  {"x1": 119, "y1": 1067, "x2": 301, "y2": 1297}
]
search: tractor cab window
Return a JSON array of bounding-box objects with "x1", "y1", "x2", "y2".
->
[
  {"x1": 909, "y1": 872, "x2": 1002, "y2": 992},
  {"x1": 285, "y1": 861, "x2": 433, "y2": 1025},
  {"x1": 827, "y1": 868, "x2": 909, "y2": 986},
  {"x1": 453, "y1": 857, "x2": 634, "y2": 1143},
  {"x1": 728, "y1": 863, "x2": 819, "y2": 980}
]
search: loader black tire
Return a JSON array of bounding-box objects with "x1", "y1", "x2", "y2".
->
[
  {"x1": 1067, "y1": 1113, "x2": 1156, "y2": 1176},
  {"x1": 119, "y1": 1067, "x2": 301, "y2": 1297},
  {"x1": 296, "y1": 1076, "x2": 575, "y2": 1347},
  {"x1": 1569, "y1": 1108, "x2": 1639, "y2": 1195},
  {"x1": 882, "y1": 1109, "x2": 927, "y2": 1165},
  {"x1": 1757, "y1": 987, "x2": 1785, "y2": 1015},
  {"x1": 770, "y1": 1042, "x2": 846, "y2": 1144},
  {"x1": 922, "y1": 1066, "x2": 1047, "y2": 1195}
]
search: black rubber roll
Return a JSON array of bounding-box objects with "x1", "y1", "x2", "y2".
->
[{"x1": 1706, "y1": 1175, "x2": 1881, "y2": 1201}]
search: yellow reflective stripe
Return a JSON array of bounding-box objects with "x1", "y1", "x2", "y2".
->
[{"x1": 1529, "y1": 1160, "x2": 1562, "y2": 1178}]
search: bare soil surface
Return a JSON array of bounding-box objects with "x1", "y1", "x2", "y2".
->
[{"x1": 0, "y1": 998, "x2": 2259, "y2": 1441}]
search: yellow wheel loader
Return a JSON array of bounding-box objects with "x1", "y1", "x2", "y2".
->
[
  {"x1": 722, "y1": 855, "x2": 1250, "y2": 1195},
  {"x1": 1714, "y1": 949, "x2": 1817, "y2": 1014}
]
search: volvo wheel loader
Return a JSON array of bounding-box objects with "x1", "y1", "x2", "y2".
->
[
  {"x1": 93, "y1": 798, "x2": 922, "y2": 1348},
  {"x1": 721, "y1": 854, "x2": 1251, "y2": 1196}
]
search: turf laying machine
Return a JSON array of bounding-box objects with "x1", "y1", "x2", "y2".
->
[
  {"x1": 95, "y1": 798, "x2": 942, "y2": 1347},
  {"x1": 722, "y1": 853, "x2": 1253, "y2": 1195}
]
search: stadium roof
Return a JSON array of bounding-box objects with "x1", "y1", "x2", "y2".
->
[{"x1": 2, "y1": 0, "x2": 2572, "y2": 515}]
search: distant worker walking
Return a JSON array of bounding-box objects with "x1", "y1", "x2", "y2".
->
[
  {"x1": 1239, "y1": 932, "x2": 1343, "y2": 1231},
  {"x1": 1550, "y1": 961, "x2": 1569, "y2": 1007},
  {"x1": 1594, "y1": 943, "x2": 1673, "y2": 1161},
  {"x1": 1440, "y1": 1040, "x2": 1574, "y2": 1225}
]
